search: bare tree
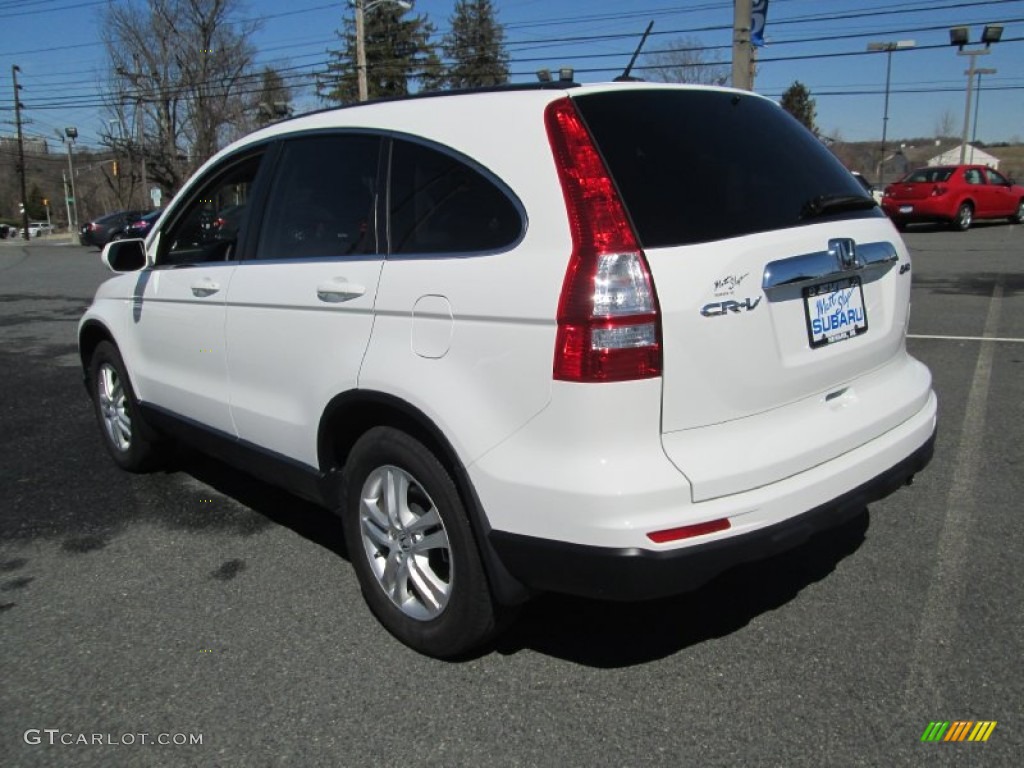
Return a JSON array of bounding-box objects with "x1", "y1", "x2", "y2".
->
[
  {"x1": 641, "y1": 36, "x2": 728, "y2": 86},
  {"x1": 935, "y1": 109, "x2": 956, "y2": 139},
  {"x1": 100, "y1": 0, "x2": 261, "y2": 197}
]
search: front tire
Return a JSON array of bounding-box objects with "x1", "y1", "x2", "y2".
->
[
  {"x1": 88, "y1": 341, "x2": 164, "y2": 472},
  {"x1": 952, "y1": 202, "x2": 973, "y2": 231},
  {"x1": 342, "y1": 427, "x2": 499, "y2": 658},
  {"x1": 1012, "y1": 199, "x2": 1024, "y2": 224}
]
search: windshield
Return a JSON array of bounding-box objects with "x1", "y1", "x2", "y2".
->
[{"x1": 573, "y1": 89, "x2": 880, "y2": 247}]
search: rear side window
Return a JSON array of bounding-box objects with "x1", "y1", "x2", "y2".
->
[
  {"x1": 906, "y1": 168, "x2": 953, "y2": 183},
  {"x1": 573, "y1": 90, "x2": 881, "y2": 247},
  {"x1": 388, "y1": 139, "x2": 522, "y2": 255}
]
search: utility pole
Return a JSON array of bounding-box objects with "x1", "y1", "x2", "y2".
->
[
  {"x1": 732, "y1": 0, "x2": 753, "y2": 90},
  {"x1": 11, "y1": 65, "x2": 30, "y2": 241}
]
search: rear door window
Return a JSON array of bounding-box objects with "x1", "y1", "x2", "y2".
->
[
  {"x1": 255, "y1": 133, "x2": 382, "y2": 259},
  {"x1": 573, "y1": 89, "x2": 882, "y2": 247}
]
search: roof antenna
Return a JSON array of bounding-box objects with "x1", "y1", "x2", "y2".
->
[{"x1": 615, "y1": 21, "x2": 654, "y2": 82}]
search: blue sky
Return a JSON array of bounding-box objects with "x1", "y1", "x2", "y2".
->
[{"x1": 2, "y1": 0, "x2": 1022, "y2": 150}]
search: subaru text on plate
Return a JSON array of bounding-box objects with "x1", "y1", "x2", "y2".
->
[{"x1": 79, "y1": 82, "x2": 937, "y2": 658}]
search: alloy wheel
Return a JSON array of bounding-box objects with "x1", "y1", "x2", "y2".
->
[
  {"x1": 358, "y1": 465, "x2": 453, "y2": 621},
  {"x1": 97, "y1": 362, "x2": 132, "y2": 452}
]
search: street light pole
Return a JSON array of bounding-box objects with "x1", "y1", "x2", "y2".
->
[
  {"x1": 64, "y1": 127, "x2": 79, "y2": 234},
  {"x1": 969, "y1": 68, "x2": 996, "y2": 164},
  {"x1": 949, "y1": 25, "x2": 1002, "y2": 164},
  {"x1": 866, "y1": 40, "x2": 914, "y2": 185},
  {"x1": 352, "y1": 0, "x2": 413, "y2": 103}
]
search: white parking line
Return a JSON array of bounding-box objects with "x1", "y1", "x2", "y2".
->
[
  {"x1": 904, "y1": 282, "x2": 1002, "y2": 710},
  {"x1": 909, "y1": 333, "x2": 1024, "y2": 343}
]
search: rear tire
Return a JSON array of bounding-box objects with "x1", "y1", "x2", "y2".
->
[
  {"x1": 341, "y1": 427, "x2": 499, "y2": 658},
  {"x1": 952, "y1": 202, "x2": 973, "y2": 231},
  {"x1": 88, "y1": 341, "x2": 164, "y2": 472}
]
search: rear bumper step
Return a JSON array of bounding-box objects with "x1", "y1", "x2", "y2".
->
[{"x1": 488, "y1": 428, "x2": 935, "y2": 601}]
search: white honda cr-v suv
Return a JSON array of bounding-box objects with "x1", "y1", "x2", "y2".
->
[{"x1": 80, "y1": 82, "x2": 936, "y2": 658}]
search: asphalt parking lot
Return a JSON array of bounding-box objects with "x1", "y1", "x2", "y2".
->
[{"x1": 1, "y1": 224, "x2": 1021, "y2": 767}]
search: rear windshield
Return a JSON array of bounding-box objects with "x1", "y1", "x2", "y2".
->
[
  {"x1": 573, "y1": 89, "x2": 881, "y2": 247},
  {"x1": 905, "y1": 168, "x2": 954, "y2": 183}
]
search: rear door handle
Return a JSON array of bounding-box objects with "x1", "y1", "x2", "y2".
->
[
  {"x1": 317, "y1": 278, "x2": 366, "y2": 303},
  {"x1": 191, "y1": 278, "x2": 221, "y2": 297}
]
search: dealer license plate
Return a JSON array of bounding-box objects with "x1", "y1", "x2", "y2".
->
[{"x1": 804, "y1": 277, "x2": 868, "y2": 348}]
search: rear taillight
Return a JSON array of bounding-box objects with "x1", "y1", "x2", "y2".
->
[{"x1": 545, "y1": 97, "x2": 661, "y2": 383}]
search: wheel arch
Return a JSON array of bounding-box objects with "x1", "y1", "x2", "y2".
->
[
  {"x1": 317, "y1": 390, "x2": 531, "y2": 605},
  {"x1": 78, "y1": 319, "x2": 116, "y2": 375}
]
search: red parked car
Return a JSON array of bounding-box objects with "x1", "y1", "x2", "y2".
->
[{"x1": 881, "y1": 164, "x2": 1024, "y2": 231}]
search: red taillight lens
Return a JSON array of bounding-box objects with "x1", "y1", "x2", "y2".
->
[{"x1": 545, "y1": 97, "x2": 661, "y2": 383}]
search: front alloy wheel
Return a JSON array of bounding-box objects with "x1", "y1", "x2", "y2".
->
[
  {"x1": 88, "y1": 341, "x2": 163, "y2": 472},
  {"x1": 97, "y1": 362, "x2": 132, "y2": 452},
  {"x1": 1013, "y1": 199, "x2": 1024, "y2": 224}
]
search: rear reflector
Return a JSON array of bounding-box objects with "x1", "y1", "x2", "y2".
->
[{"x1": 647, "y1": 518, "x2": 731, "y2": 544}]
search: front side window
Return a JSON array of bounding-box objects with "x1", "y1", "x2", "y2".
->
[
  {"x1": 256, "y1": 134, "x2": 381, "y2": 260},
  {"x1": 388, "y1": 139, "x2": 522, "y2": 255},
  {"x1": 158, "y1": 153, "x2": 263, "y2": 266},
  {"x1": 964, "y1": 169, "x2": 984, "y2": 185},
  {"x1": 986, "y1": 169, "x2": 1009, "y2": 185}
]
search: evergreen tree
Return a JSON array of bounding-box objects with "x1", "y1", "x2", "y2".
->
[
  {"x1": 780, "y1": 81, "x2": 818, "y2": 136},
  {"x1": 26, "y1": 184, "x2": 47, "y2": 220},
  {"x1": 321, "y1": 5, "x2": 441, "y2": 104},
  {"x1": 256, "y1": 66, "x2": 292, "y2": 122},
  {"x1": 442, "y1": 0, "x2": 509, "y2": 89}
]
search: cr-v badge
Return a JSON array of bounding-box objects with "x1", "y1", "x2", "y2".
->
[{"x1": 701, "y1": 296, "x2": 762, "y2": 317}]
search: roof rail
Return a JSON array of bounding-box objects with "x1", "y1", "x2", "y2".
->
[{"x1": 277, "y1": 81, "x2": 581, "y2": 125}]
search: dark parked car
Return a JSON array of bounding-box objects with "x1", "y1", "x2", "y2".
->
[
  {"x1": 79, "y1": 210, "x2": 147, "y2": 247},
  {"x1": 122, "y1": 210, "x2": 163, "y2": 240}
]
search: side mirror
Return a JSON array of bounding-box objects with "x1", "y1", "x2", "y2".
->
[{"x1": 102, "y1": 238, "x2": 147, "y2": 273}]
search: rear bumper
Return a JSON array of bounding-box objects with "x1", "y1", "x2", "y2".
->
[
  {"x1": 489, "y1": 427, "x2": 935, "y2": 601},
  {"x1": 882, "y1": 198, "x2": 956, "y2": 221}
]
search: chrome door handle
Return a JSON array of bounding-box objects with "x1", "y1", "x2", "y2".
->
[
  {"x1": 317, "y1": 278, "x2": 367, "y2": 303},
  {"x1": 191, "y1": 278, "x2": 220, "y2": 297}
]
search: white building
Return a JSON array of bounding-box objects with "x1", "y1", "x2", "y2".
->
[{"x1": 928, "y1": 144, "x2": 1000, "y2": 168}]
